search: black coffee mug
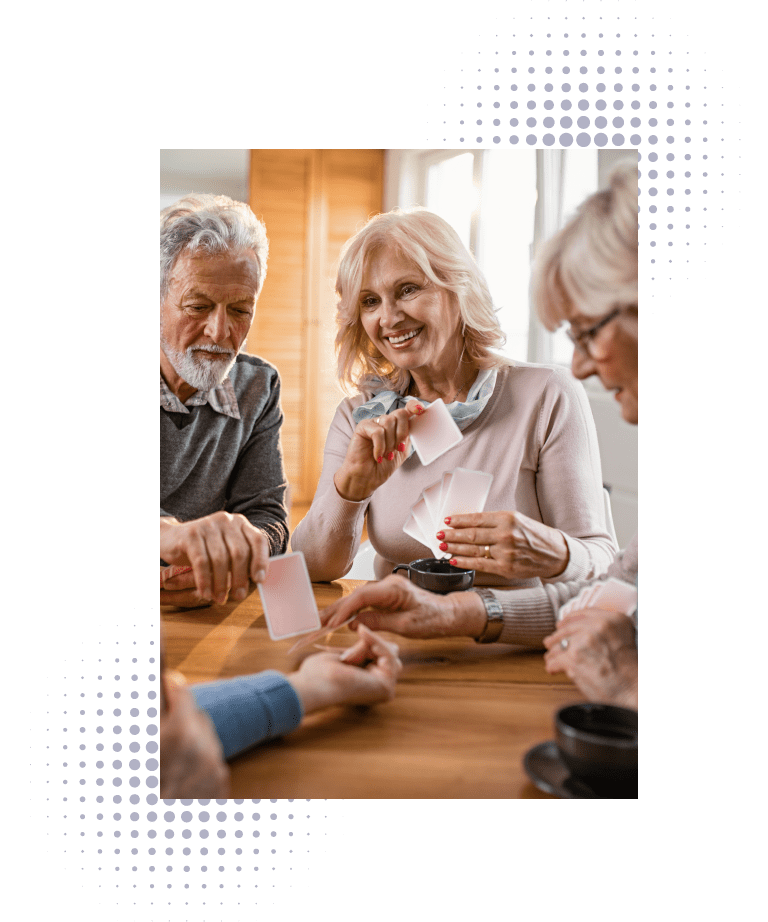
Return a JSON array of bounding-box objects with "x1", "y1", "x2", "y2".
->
[
  {"x1": 392, "y1": 557, "x2": 475, "y2": 594},
  {"x1": 555, "y1": 703, "x2": 638, "y2": 797}
]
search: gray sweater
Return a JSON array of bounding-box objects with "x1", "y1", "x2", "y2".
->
[{"x1": 160, "y1": 354, "x2": 289, "y2": 556}]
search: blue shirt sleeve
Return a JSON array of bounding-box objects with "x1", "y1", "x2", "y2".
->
[{"x1": 190, "y1": 671, "x2": 304, "y2": 760}]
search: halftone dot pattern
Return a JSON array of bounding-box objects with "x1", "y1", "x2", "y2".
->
[
  {"x1": 48, "y1": 630, "x2": 323, "y2": 912},
  {"x1": 440, "y1": 18, "x2": 720, "y2": 290},
  {"x1": 51, "y1": 10, "x2": 724, "y2": 919}
]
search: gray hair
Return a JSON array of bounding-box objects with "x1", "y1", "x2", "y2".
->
[
  {"x1": 335, "y1": 207, "x2": 509, "y2": 395},
  {"x1": 532, "y1": 161, "x2": 638, "y2": 329},
  {"x1": 160, "y1": 193, "x2": 269, "y2": 302}
]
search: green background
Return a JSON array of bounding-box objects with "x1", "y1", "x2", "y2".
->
[{"x1": 4, "y1": 0, "x2": 765, "y2": 922}]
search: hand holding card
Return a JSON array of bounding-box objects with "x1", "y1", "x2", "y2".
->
[
  {"x1": 258, "y1": 552, "x2": 321, "y2": 640},
  {"x1": 402, "y1": 467, "x2": 494, "y2": 557},
  {"x1": 557, "y1": 577, "x2": 638, "y2": 622},
  {"x1": 407, "y1": 399, "x2": 462, "y2": 465}
]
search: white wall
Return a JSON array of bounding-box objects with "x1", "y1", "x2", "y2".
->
[
  {"x1": 160, "y1": 149, "x2": 249, "y2": 210},
  {"x1": 591, "y1": 150, "x2": 638, "y2": 547}
]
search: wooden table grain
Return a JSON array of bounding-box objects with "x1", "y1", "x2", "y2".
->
[{"x1": 162, "y1": 580, "x2": 581, "y2": 799}]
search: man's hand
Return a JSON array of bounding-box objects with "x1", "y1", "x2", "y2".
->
[
  {"x1": 320, "y1": 574, "x2": 487, "y2": 640},
  {"x1": 288, "y1": 625, "x2": 402, "y2": 713},
  {"x1": 543, "y1": 608, "x2": 638, "y2": 709},
  {"x1": 160, "y1": 671, "x2": 230, "y2": 798},
  {"x1": 160, "y1": 512, "x2": 268, "y2": 605}
]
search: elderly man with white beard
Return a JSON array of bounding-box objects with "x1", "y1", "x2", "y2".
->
[{"x1": 160, "y1": 194, "x2": 288, "y2": 608}]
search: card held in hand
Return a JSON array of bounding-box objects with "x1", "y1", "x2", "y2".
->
[
  {"x1": 258, "y1": 551, "x2": 321, "y2": 641},
  {"x1": 408, "y1": 398, "x2": 462, "y2": 465}
]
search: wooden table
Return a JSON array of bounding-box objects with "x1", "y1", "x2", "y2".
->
[{"x1": 162, "y1": 581, "x2": 581, "y2": 798}]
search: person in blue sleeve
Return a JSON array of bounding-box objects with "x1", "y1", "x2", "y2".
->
[{"x1": 160, "y1": 625, "x2": 401, "y2": 797}]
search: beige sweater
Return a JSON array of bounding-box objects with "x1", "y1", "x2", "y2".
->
[{"x1": 292, "y1": 363, "x2": 618, "y2": 593}]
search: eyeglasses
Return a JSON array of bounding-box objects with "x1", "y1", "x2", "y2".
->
[{"x1": 565, "y1": 306, "x2": 624, "y2": 357}]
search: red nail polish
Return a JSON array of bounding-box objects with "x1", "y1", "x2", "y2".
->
[
  {"x1": 397, "y1": 442, "x2": 406, "y2": 452},
  {"x1": 415, "y1": 405, "x2": 424, "y2": 415},
  {"x1": 387, "y1": 451, "x2": 394, "y2": 461},
  {"x1": 376, "y1": 456, "x2": 383, "y2": 463},
  {"x1": 450, "y1": 558, "x2": 457, "y2": 566},
  {"x1": 436, "y1": 531, "x2": 444, "y2": 539},
  {"x1": 439, "y1": 542, "x2": 448, "y2": 551},
  {"x1": 444, "y1": 516, "x2": 451, "y2": 525}
]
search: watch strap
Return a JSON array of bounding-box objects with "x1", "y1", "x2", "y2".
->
[{"x1": 474, "y1": 590, "x2": 504, "y2": 644}]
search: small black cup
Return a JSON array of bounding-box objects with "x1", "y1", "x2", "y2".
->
[
  {"x1": 555, "y1": 703, "x2": 638, "y2": 797},
  {"x1": 392, "y1": 557, "x2": 475, "y2": 594}
]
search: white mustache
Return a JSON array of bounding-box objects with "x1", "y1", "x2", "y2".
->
[{"x1": 190, "y1": 345, "x2": 235, "y2": 357}]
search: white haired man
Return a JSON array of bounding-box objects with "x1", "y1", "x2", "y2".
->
[{"x1": 160, "y1": 194, "x2": 288, "y2": 607}]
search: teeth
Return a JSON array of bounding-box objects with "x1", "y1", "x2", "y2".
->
[{"x1": 388, "y1": 329, "x2": 420, "y2": 344}]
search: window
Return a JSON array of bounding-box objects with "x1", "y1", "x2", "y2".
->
[{"x1": 385, "y1": 149, "x2": 599, "y2": 365}]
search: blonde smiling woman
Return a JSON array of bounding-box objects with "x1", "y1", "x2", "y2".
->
[
  {"x1": 292, "y1": 208, "x2": 617, "y2": 597},
  {"x1": 320, "y1": 164, "x2": 639, "y2": 708}
]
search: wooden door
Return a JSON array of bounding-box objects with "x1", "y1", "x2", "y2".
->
[{"x1": 247, "y1": 150, "x2": 384, "y2": 505}]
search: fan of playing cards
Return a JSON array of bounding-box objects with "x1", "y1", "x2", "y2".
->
[
  {"x1": 404, "y1": 467, "x2": 494, "y2": 558},
  {"x1": 557, "y1": 577, "x2": 638, "y2": 622}
]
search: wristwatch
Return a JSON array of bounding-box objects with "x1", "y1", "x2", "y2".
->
[{"x1": 474, "y1": 590, "x2": 504, "y2": 644}]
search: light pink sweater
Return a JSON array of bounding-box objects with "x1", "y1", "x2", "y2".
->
[{"x1": 292, "y1": 363, "x2": 618, "y2": 591}]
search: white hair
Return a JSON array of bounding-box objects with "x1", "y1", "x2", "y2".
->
[
  {"x1": 160, "y1": 193, "x2": 269, "y2": 303},
  {"x1": 532, "y1": 161, "x2": 638, "y2": 329}
]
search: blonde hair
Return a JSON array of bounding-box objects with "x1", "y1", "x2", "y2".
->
[
  {"x1": 532, "y1": 161, "x2": 638, "y2": 330},
  {"x1": 334, "y1": 208, "x2": 509, "y2": 394}
]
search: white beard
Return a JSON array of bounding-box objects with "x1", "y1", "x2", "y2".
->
[{"x1": 161, "y1": 339, "x2": 238, "y2": 392}]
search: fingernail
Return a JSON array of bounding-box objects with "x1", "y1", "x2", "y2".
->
[
  {"x1": 439, "y1": 542, "x2": 448, "y2": 551},
  {"x1": 234, "y1": 588, "x2": 246, "y2": 601},
  {"x1": 444, "y1": 517, "x2": 451, "y2": 525},
  {"x1": 254, "y1": 570, "x2": 266, "y2": 583},
  {"x1": 415, "y1": 405, "x2": 424, "y2": 415},
  {"x1": 436, "y1": 531, "x2": 444, "y2": 539},
  {"x1": 397, "y1": 442, "x2": 405, "y2": 452},
  {"x1": 339, "y1": 648, "x2": 353, "y2": 662},
  {"x1": 387, "y1": 451, "x2": 394, "y2": 461},
  {"x1": 376, "y1": 456, "x2": 383, "y2": 463},
  {"x1": 450, "y1": 558, "x2": 457, "y2": 566}
]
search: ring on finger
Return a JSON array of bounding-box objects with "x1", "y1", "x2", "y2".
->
[
  {"x1": 374, "y1": 416, "x2": 383, "y2": 425},
  {"x1": 560, "y1": 638, "x2": 569, "y2": 650},
  {"x1": 483, "y1": 545, "x2": 492, "y2": 559}
]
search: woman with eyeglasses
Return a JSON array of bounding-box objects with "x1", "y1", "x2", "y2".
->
[{"x1": 320, "y1": 163, "x2": 638, "y2": 707}]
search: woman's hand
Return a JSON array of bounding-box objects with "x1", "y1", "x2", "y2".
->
[
  {"x1": 437, "y1": 510, "x2": 569, "y2": 580},
  {"x1": 289, "y1": 625, "x2": 402, "y2": 711},
  {"x1": 333, "y1": 402, "x2": 424, "y2": 502},
  {"x1": 320, "y1": 574, "x2": 487, "y2": 640},
  {"x1": 543, "y1": 609, "x2": 638, "y2": 709}
]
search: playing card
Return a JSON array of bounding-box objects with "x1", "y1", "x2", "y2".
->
[
  {"x1": 590, "y1": 578, "x2": 638, "y2": 614},
  {"x1": 403, "y1": 511, "x2": 432, "y2": 550},
  {"x1": 439, "y1": 467, "x2": 493, "y2": 523},
  {"x1": 287, "y1": 616, "x2": 357, "y2": 654},
  {"x1": 422, "y1": 478, "x2": 445, "y2": 528},
  {"x1": 408, "y1": 398, "x2": 462, "y2": 465},
  {"x1": 557, "y1": 578, "x2": 637, "y2": 622},
  {"x1": 257, "y1": 551, "x2": 321, "y2": 641},
  {"x1": 411, "y1": 496, "x2": 444, "y2": 557}
]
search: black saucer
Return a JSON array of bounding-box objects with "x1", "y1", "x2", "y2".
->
[{"x1": 523, "y1": 741, "x2": 637, "y2": 799}]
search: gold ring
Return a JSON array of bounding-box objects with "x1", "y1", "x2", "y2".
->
[{"x1": 483, "y1": 545, "x2": 491, "y2": 559}]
